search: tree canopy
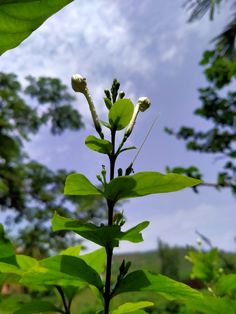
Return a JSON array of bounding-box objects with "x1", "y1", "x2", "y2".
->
[{"x1": 0, "y1": 73, "x2": 106, "y2": 256}]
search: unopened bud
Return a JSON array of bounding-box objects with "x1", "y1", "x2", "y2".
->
[
  {"x1": 138, "y1": 97, "x2": 151, "y2": 112},
  {"x1": 124, "y1": 96, "x2": 151, "y2": 139},
  {"x1": 71, "y1": 74, "x2": 87, "y2": 93}
]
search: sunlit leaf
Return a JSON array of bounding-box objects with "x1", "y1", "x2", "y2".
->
[
  {"x1": 21, "y1": 255, "x2": 103, "y2": 290},
  {"x1": 80, "y1": 248, "x2": 106, "y2": 274},
  {"x1": 0, "y1": 0, "x2": 73, "y2": 55},
  {"x1": 85, "y1": 135, "x2": 112, "y2": 154},
  {"x1": 111, "y1": 301, "x2": 153, "y2": 314},
  {"x1": 104, "y1": 172, "x2": 202, "y2": 203},
  {"x1": 64, "y1": 173, "x2": 102, "y2": 196},
  {"x1": 113, "y1": 270, "x2": 203, "y2": 302},
  {"x1": 109, "y1": 99, "x2": 134, "y2": 130}
]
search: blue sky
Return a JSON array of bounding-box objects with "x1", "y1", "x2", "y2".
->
[{"x1": 1, "y1": 0, "x2": 235, "y2": 253}]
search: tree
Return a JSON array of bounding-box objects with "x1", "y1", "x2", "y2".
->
[
  {"x1": 184, "y1": 0, "x2": 236, "y2": 58},
  {"x1": 0, "y1": 72, "x2": 106, "y2": 256},
  {"x1": 165, "y1": 50, "x2": 236, "y2": 194}
]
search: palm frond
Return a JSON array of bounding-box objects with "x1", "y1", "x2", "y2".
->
[{"x1": 184, "y1": 0, "x2": 223, "y2": 22}]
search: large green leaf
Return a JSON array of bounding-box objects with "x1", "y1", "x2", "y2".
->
[
  {"x1": 0, "y1": 0, "x2": 73, "y2": 55},
  {"x1": 111, "y1": 302, "x2": 153, "y2": 314},
  {"x1": 21, "y1": 255, "x2": 103, "y2": 290},
  {"x1": 0, "y1": 255, "x2": 38, "y2": 276},
  {"x1": 85, "y1": 135, "x2": 112, "y2": 154},
  {"x1": 104, "y1": 172, "x2": 202, "y2": 203},
  {"x1": 109, "y1": 99, "x2": 134, "y2": 130},
  {"x1": 13, "y1": 301, "x2": 62, "y2": 314},
  {"x1": 52, "y1": 213, "x2": 149, "y2": 248},
  {"x1": 113, "y1": 270, "x2": 202, "y2": 302},
  {"x1": 64, "y1": 173, "x2": 103, "y2": 196}
]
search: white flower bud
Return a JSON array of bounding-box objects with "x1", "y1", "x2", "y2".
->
[
  {"x1": 71, "y1": 74, "x2": 87, "y2": 93},
  {"x1": 137, "y1": 97, "x2": 151, "y2": 112},
  {"x1": 71, "y1": 73, "x2": 104, "y2": 138},
  {"x1": 124, "y1": 96, "x2": 151, "y2": 138}
]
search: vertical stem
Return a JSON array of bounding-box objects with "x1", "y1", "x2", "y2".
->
[
  {"x1": 104, "y1": 129, "x2": 116, "y2": 314},
  {"x1": 56, "y1": 286, "x2": 70, "y2": 314}
]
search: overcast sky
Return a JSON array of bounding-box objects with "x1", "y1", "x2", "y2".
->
[{"x1": 1, "y1": 0, "x2": 235, "y2": 253}]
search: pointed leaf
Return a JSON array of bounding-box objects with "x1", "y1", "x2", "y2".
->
[
  {"x1": 64, "y1": 173, "x2": 102, "y2": 196},
  {"x1": 21, "y1": 255, "x2": 103, "y2": 290},
  {"x1": 104, "y1": 172, "x2": 202, "y2": 203},
  {"x1": 121, "y1": 221, "x2": 149, "y2": 243},
  {"x1": 59, "y1": 245, "x2": 82, "y2": 257},
  {"x1": 109, "y1": 99, "x2": 134, "y2": 130},
  {"x1": 13, "y1": 301, "x2": 62, "y2": 314},
  {"x1": 0, "y1": 0, "x2": 72, "y2": 55},
  {"x1": 52, "y1": 213, "x2": 148, "y2": 248},
  {"x1": 80, "y1": 248, "x2": 106, "y2": 274},
  {"x1": 85, "y1": 135, "x2": 112, "y2": 154},
  {"x1": 0, "y1": 0, "x2": 73, "y2": 55},
  {"x1": 111, "y1": 301, "x2": 154, "y2": 314},
  {"x1": 113, "y1": 270, "x2": 203, "y2": 302}
]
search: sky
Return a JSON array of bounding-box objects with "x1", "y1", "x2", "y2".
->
[{"x1": 0, "y1": 0, "x2": 235, "y2": 253}]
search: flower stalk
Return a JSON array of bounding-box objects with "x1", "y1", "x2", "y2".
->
[{"x1": 71, "y1": 74, "x2": 104, "y2": 139}]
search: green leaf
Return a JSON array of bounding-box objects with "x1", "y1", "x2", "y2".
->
[
  {"x1": 13, "y1": 301, "x2": 62, "y2": 314},
  {"x1": 80, "y1": 248, "x2": 106, "y2": 274},
  {"x1": 64, "y1": 173, "x2": 102, "y2": 196},
  {"x1": 52, "y1": 213, "x2": 148, "y2": 248},
  {"x1": 104, "y1": 172, "x2": 202, "y2": 203},
  {"x1": 186, "y1": 295, "x2": 236, "y2": 314},
  {"x1": 111, "y1": 301, "x2": 154, "y2": 314},
  {"x1": 0, "y1": 0, "x2": 73, "y2": 55},
  {"x1": 59, "y1": 245, "x2": 82, "y2": 257},
  {"x1": 113, "y1": 270, "x2": 203, "y2": 302},
  {"x1": 216, "y1": 274, "x2": 236, "y2": 295},
  {"x1": 186, "y1": 248, "x2": 220, "y2": 282},
  {"x1": 85, "y1": 135, "x2": 112, "y2": 154},
  {"x1": 121, "y1": 221, "x2": 149, "y2": 243},
  {"x1": 0, "y1": 255, "x2": 38, "y2": 276},
  {"x1": 21, "y1": 255, "x2": 103, "y2": 290},
  {"x1": 109, "y1": 99, "x2": 134, "y2": 130}
]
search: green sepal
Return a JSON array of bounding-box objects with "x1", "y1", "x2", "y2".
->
[
  {"x1": 13, "y1": 301, "x2": 63, "y2": 314},
  {"x1": 52, "y1": 213, "x2": 149, "y2": 248},
  {"x1": 64, "y1": 173, "x2": 103, "y2": 196},
  {"x1": 0, "y1": 0, "x2": 73, "y2": 55},
  {"x1": 111, "y1": 301, "x2": 154, "y2": 314},
  {"x1": 104, "y1": 172, "x2": 202, "y2": 203},
  {"x1": 108, "y1": 99, "x2": 134, "y2": 130},
  {"x1": 85, "y1": 135, "x2": 112, "y2": 154}
]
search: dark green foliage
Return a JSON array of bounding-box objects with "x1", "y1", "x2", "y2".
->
[
  {"x1": 0, "y1": 72, "x2": 108, "y2": 256},
  {"x1": 184, "y1": 0, "x2": 236, "y2": 58},
  {"x1": 158, "y1": 240, "x2": 180, "y2": 280},
  {"x1": 166, "y1": 51, "x2": 236, "y2": 194}
]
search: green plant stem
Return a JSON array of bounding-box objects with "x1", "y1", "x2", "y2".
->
[
  {"x1": 104, "y1": 129, "x2": 116, "y2": 314},
  {"x1": 56, "y1": 286, "x2": 70, "y2": 314}
]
